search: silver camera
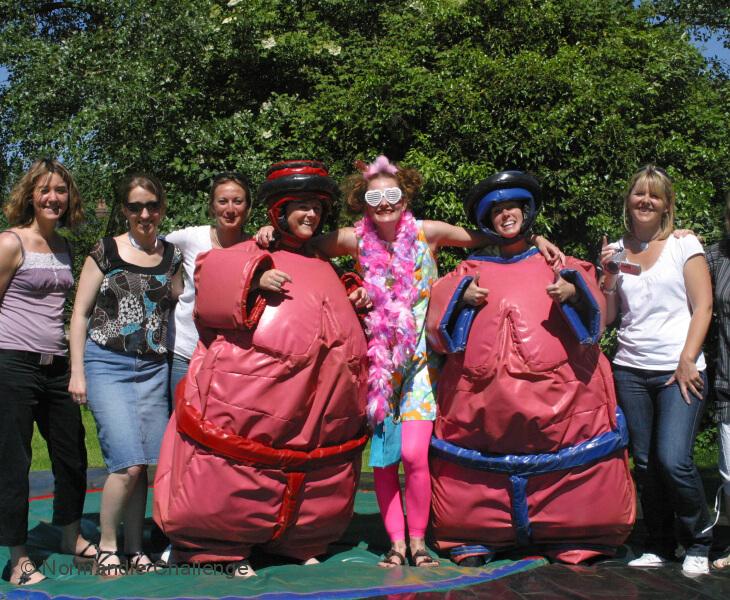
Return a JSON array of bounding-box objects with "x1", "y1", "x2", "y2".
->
[{"x1": 606, "y1": 249, "x2": 641, "y2": 276}]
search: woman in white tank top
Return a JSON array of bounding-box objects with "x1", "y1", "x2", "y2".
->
[{"x1": 599, "y1": 165, "x2": 713, "y2": 575}]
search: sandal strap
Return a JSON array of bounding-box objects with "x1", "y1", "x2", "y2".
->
[
  {"x1": 379, "y1": 548, "x2": 406, "y2": 566},
  {"x1": 96, "y1": 549, "x2": 119, "y2": 566},
  {"x1": 95, "y1": 549, "x2": 126, "y2": 577},
  {"x1": 127, "y1": 551, "x2": 146, "y2": 567},
  {"x1": 18, "y1": 570, "x2": 32, "y2": 585},
  {"x1": 128, "y1": 551, "x2": 164, "y2": 573},
  {"x1": 76, "y1": 541, "x2": 99, "y2": 558},
  {"x1": 411, "y1": 549, "x2": 439, "y2": 566}
]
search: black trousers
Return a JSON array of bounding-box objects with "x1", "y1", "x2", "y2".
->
[{"x1": 0, "y1": 350, "x2": 87, "y2": 546}]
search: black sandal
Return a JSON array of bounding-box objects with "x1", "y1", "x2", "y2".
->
[
  {"x1": 378, "y1": 548, "x2": 407, "y2": 568},
  {"x1": 12, "y1": 560, "x2": 46, "y2": 586},
  {"x1": 72, "y1": 541, "x2": 99, "y2": 565},
  {"x1": 411, "y1": 549, "x2": 440, "y2": 567},
  {"x1": 127, "y1": 552, "x2": 164, "y2": 574},
  {"x1": 94, "y1": 549, "x2": 125, "y2": 577}
]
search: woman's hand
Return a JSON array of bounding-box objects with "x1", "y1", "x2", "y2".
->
[
  {"x1": 666, "y1": 355, "x2": 704, "y2": 404},
  {"x1": 673, "y1": 228, "x2": 696, "y2": 239},
  {"x1": 463, "y1": 273, "x2": 488, "y2": 306},
  {"x1": 68, "y1": 372, "x2": 88, "y2": 405},
  {"x1": 348, "y1": 287, "x2": 372, "y2": 310},
  {"x1": 533, "y1": 235, "x2": 565, "y2": 269},
  {"x1": 68, "y1": 256, "x2": 104, "y2": 403},
  {"x1": 599, "y1": 235, "x2": 619, "y2": 289},
  {"x1": 254, "y1": 226, "x2": 276, "y2": 248},
  {"x1": 256, "y1": 268, "x2": 292, "y2": 292},
  {"x1": 546, "y1": 276, "x2": 576, "y2": 304}
]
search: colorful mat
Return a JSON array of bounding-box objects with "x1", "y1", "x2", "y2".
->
[{"x1": 1, "y1": 488, "x2": 546, "y2": 599}]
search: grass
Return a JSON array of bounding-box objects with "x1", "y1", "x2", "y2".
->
[{"x1": 31, "y1": 406, "x2": 104, "y2": 471}]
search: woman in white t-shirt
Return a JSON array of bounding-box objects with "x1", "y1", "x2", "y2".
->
[
  {"x1": 165, "y1": 172, "x2": 252, "y2": 402},
  {"x1": 600, "y1": 165, "x2": 713, "y2": 575}
]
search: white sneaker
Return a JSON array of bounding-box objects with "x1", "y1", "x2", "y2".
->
[
  {"x1": 628, "y1": 552, "x2": 668, "y2": 567},
  {"x1": 159, "y1": 544, "x2": 173, "y2": 565},
  {"x1": 682, "y1": 555, "x2": 709, "y2": 575}
]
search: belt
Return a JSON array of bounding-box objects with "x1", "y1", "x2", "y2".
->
[{"x1": 0, "y1": 348, "x2": 68, "y2": 366}]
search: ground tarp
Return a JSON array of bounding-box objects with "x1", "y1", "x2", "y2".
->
[{"x1": 1, "y1": 487, "x2": 546, "y2": 599}]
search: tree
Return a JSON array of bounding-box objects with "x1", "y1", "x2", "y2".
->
[
  {"x1": 650, "y1": 1, "x2": 729, "y2": 46},
  {"x1": 0, "y1": 0, "x2": 728, "y2": 264}
]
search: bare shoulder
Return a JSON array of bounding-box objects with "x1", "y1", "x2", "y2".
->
[{"x1": 0, "y1": 228, "x2": 23, "y2": 261}]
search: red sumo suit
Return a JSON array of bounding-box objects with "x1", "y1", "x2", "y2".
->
[
  {"x1": 425, "y1": 171, "x2": 635, "y2": 565},
  {"x1": 154, "y1": 162, "x2": 368, "y2": 563}
]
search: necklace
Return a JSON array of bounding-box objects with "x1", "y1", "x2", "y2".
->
[
  {"x1": 631, "y1": 233, "x2": 657, "y2": 252},
  {"x1": 128, "y1": 231, "x2": 159, "y2": 253},
  {"x1": 355, "y1": 211, "x2": 418, "y2": 426},
  {"x1": 211, "y1": 226, "x2": 243, "y2": 249}
]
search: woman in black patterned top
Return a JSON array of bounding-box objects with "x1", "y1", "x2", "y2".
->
[
  {"x1": 69, "y1": 174, "x2": 182, "y2": 576},
  {"x1": 705, "y1": 192, "x2": 730, "y2": 570}
]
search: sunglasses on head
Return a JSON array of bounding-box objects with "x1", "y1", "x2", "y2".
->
[
  {"x1": 364, "y1": 187, "x2": 403, "y2": 207},
  {"x1": 640, "y1": 164, "x2": 669, "y2": 178},
  {"x1": 125, "y1": 200, "x2": 162, "y2": 214}
]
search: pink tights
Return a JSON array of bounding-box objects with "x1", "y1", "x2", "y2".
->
[{"x1": 373, "y1": 420, "x2": 433, "y2": 542}]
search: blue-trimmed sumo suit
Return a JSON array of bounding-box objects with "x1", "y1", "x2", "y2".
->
[{"x1": 425, "y1": 171, "x2": 636, "y2": 565}]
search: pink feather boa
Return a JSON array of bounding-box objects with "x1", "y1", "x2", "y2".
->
[{"x1": 355, "y1": 211, "x2": 419, "y2": 425}]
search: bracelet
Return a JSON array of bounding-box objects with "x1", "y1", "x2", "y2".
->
[{"x1": 600, "y1": 281, "x2": 617, "y2": 295}]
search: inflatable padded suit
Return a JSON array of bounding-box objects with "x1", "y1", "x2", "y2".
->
[
  {"x1": 154, "y1": 241, "x2": 368, "y2": 562},
  {"x1": 426, "y1": 249, "x2": 636, "y2": 564}
]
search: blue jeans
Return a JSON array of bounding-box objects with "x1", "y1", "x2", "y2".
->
[
  {"x1": 613, "y1": 365, "x2": 711, "y2": 557},
  {"x1": 168, "y1": 352, "x2": 190, "y2": 412}
]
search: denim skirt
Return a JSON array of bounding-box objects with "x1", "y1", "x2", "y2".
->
[{"x1": 85, "y1": 339, "x2": 170, "y2": 473}]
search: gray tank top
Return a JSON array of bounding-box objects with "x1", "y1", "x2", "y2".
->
[{"x1": 0, "y1": 230, "x2": 73, "y2": 355}]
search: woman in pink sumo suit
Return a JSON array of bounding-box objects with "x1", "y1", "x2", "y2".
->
[
  {"x1": 153, "y1": 161, "x2": 368, "y2": 576},
  {"x1": 426, "y1": 171, "x2": 636, "y2": 566}
]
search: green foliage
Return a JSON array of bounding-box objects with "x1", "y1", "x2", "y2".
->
[
  {"x1": 650, "y1": 1, "x2": 730, "y2": 45},
  {"x1": 1, "y1": 0, "x2": 728, "y2": 264},
  {"x1": 693, "y1": 424, "x2": 719, "y2": 470}
]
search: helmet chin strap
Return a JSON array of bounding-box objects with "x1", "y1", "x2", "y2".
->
[
  {"x1": 474, "y1": 188, "x2": 535, "y2": 245},
  {"x1": 267, "y1": 203, "x2": 304, "y2": 249},
  {"x1": 266, "y1": 194, "x2": 329, "y2": 249}
]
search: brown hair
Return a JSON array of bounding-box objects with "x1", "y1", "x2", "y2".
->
[
  {"x1": 343, "y1": 163, "x2": 422, "y2": 214},
  {"x1": 622, "y1": 165, "x2": 675, "y2": 240},
  {"x1": 117, "y1": 173, "x2": 167, "y2": 212},
  {"x1": 208, "y1": 171, "x2": 252, "y2": 221},
  {"x1": 4, "y1": 158, "x2": 84, "y2": 227}
]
